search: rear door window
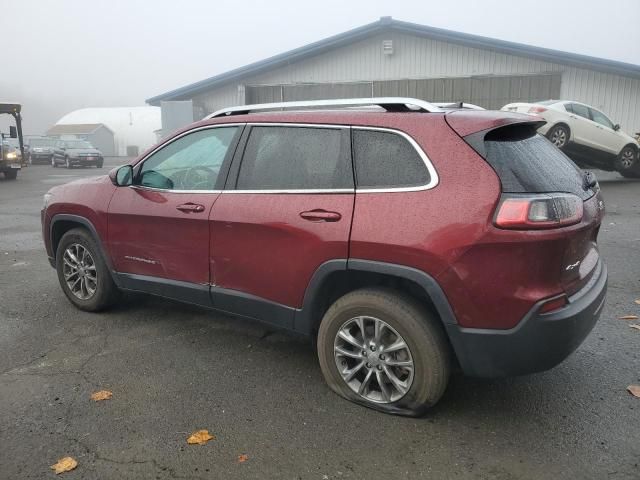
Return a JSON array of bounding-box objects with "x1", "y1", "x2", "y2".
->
[
  {"x1": 352, "y1": 129, "x2": 430, "y2": 189},
  {"x1": 236, "y1": 126, "x2": 352, "y2": 190},
  {"x1": 568, "y1": 103, "x2": 590, "y2": 120},
  {"x1": 482, "y1": 125, "x2": 594, "y2": 201}
]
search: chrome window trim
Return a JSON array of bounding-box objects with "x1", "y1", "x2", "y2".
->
[
  {"x1": 351, "y1": 126, "x2": 439, "y2": 193},
  {"x1": 130, "y1": 122, "x2": 439, "y2": 195},
  {"x1": 224, "y1": 189, "x2": 354, "y2": 194},
  {"x1": 225, "y1": 123, "x2": 438, "y2": 194},
  {"x1": 130, "y1": 185, "x2": 222, "y2": 195}
]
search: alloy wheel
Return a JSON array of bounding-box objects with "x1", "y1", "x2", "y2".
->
[
  {"x1": 550, "y1": 128, "x2": 567, "y2": 147},
  {"x1": 334, "y1": 316, "x2": 414, "y2": 404},
  {"x1": 62, "y1": 243, "x2": 98, "y2": 300},
  {"x1": 620, "y1": 149, "x2": 636, "y2": 169}
]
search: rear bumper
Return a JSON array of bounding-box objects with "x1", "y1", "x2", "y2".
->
[{"x1": 445, "y1": 261, "x2": 607, "y2": 378}]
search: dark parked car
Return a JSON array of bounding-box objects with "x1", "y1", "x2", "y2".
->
[
  {"x1": 41, "y1": 98, "x2": 607, "y2": 416},
  {"x1": 52, "y1": 139, "x2": 104, "y2": 168},
  {"x1": 27, "y1": 137, "x2": 57, "y2": 165}
]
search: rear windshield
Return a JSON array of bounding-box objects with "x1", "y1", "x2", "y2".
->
[{"x1": 482, "y1": 125, "x2": 594, "y2": 201}]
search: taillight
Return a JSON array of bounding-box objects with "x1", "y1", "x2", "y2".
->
[
  {"x1": 528, "y1": 106, "x2": 548, "y2": 114},
  {"x1": 495, "y1": 193, "x2": 583, "y2": 229}
]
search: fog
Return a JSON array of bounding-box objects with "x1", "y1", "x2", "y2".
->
[{"x1": 2, "y1": 0, "x2": 639, "y2": 135}]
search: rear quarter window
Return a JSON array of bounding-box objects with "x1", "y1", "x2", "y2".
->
[{"x1": 353, "y1": 129, "x2": 430, "y2": 189}]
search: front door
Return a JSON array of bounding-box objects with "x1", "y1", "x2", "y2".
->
[
  {"x1": 209, "y1": 125, "x2": 355, "y2": 327},
  {"x1": 108, "y1": 125, "x2": 242, "y2": 303},
  {"x1": 566, "y1": 102, "x2": 598, "y2": 149},
  {"x1": 588, "y1": 107, "x2": 622, "y2": 155}
]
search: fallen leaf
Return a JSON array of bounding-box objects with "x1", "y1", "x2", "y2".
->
[
  {"x1": 628, "y1": 385, "x2": 640, "y2": 398},
  {"x1": 237, "y1": 454, "x2": 249, "y2": 463},
  {"x1": 187, "y1": 430, "x2": 214, "y2": 445},
  {"x1": 50, "y1": 457, "x2": 78, "y2": 474},
  {"x1": 90, "y1": 390, "x2": 113, "y2": 401},
  {"x1": 619, "y1": 315, "x2": 639, "y2": 320},
  {"x1": 629, "y1": 324, "x2": 640, "y2": 331}
]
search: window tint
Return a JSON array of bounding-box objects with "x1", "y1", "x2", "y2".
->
[
  {"x1": 569, "y1": 103, "x2": 590, "y2": 119},
  {"x1": 138, "y1": 127, "x2": 238, "y2": 190},
  {"x1": 237, "y1": 126, "x2": 352, "y2": 190},
  {"x1": 483, "y1": 126, "x2": 593, "y2": 201},
  {"x1": 589, "y1": 108, "x2": 614, "y2": 129},
  {"x1": 353, "y1": 130, "x2": 429, "y2": 189}
]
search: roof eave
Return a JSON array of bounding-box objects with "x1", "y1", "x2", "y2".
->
[{"x1": 146, "y1": 18, "x2": 640, "y2": 105}]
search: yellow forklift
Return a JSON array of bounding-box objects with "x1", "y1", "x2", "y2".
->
[{"x1": 0, "y1": 102, "x2": 24, "y2": 180}]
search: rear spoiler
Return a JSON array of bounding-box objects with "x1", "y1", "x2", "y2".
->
[
  {"x1": 444, "y1": 110, "x2": 545, "y2": 158},
  {"x1": 462, "y1": 121, "x2": 547, "y2": 158}
]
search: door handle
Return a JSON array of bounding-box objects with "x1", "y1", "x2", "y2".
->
[
  {"x1": 569, "y1": 115, "x2": 578, "y2": 119},
  {"x1": 176, "y1": 203, "x2": 205, "y2": 213},
  {"x1": 300, "y1": 209, "x2": 342, "y2": 222}
]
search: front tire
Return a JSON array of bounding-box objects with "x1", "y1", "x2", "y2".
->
[
  {"x1": 547, "y1": 124, "x2": 570, "y2": 148},
  {"x1": 4, "y1": 170, "x2": 18, "y2": 180},
  {"x1": 55, "y1": 228, "x2": 120, "y2": 311},
  {"x1": 317, "y1": 287, "x2": 450, "y2": 416},
  {"x1": 615, "y1": 145, "x2": 640, "y2": 178}
]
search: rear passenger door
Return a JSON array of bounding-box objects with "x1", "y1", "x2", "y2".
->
[
  {"x1": 565, "y1": 103, "x2": 598, "y2": 149},
  {"x1": 209, "y1": 124, "x2": 354, "y2": 328}
]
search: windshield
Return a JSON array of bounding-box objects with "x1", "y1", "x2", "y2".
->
[
  {"x1": 30, "y1": 139, "x2": 56, "y2": 147},
  {"x1": 64, "y1": 140, "x2": 93, "y2": 149}
]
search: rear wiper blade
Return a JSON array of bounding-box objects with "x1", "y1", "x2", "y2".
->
[{"x1": 582, "y1": 170, "x2": 597, "y2": 190}]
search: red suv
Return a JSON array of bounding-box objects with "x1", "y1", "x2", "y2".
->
[{"x1": 41, "y1": 98, "x2": 607, "y2": 416}]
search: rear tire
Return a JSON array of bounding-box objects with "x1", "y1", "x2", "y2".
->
[
  {"x1": 4, "y1": 170, "x2": 17, "y2": 180},
  {"x1": 615, "y1": 145, "x2": 639, "y2": 178},
  {"x1": 547, "y1": 124, "x2": 570, "y2": 148},
  {"x1": 55, "y1": 228, "x2": 120, "y2": 311},
  {"x1": 317, "y1": 287, "x2": 450, "y2": 416}
]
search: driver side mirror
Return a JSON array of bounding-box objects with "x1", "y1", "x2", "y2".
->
[
  {"x1": 613, "y1": 124, "x2": 621, "y2": 131},
  {"x1": 109, "y1": 165, "x2": 133, "y2": 186},
  {"x1": 9, "y1": 126, "x2": 17, "y2": 138}
]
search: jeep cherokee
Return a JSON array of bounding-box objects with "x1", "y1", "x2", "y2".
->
[{"x1": 41, "y1": 98, "x2": 607, "y2": 416}]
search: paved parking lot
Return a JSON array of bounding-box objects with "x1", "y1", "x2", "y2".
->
[{"x1": 1, "y1": 160, "x2": 639, "y2": 479}]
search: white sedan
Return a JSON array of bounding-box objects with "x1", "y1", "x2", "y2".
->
[{"x1": 501, "y1": 100, "x2": 639, "y2": 178}]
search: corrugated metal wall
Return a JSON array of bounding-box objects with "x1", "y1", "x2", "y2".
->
[
  {"x1": 191, "y1": 31, "x2": 640, "y2": 133},
  {"x1": 245, "y1": 75, "x2": 561, "y2": 111}
]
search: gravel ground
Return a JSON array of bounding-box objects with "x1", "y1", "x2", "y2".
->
[{"x1": 0, "y1": 161, "x2": 639, "y2": 479}]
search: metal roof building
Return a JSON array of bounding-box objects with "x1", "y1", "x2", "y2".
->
[
  {"x1": 147, "y1": 17, "x2": 640, "y2": 136},
  {"x1": 52, "y1": 107, "x2": 161, "y2": 156},
  {"x1": 46, "y1": 123, "x2": 115, "y2": 156}
]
